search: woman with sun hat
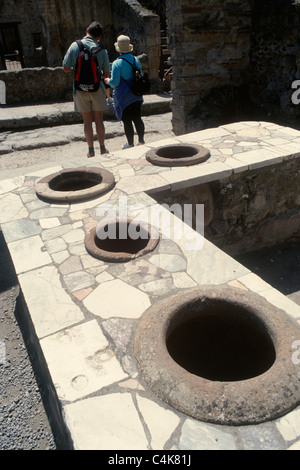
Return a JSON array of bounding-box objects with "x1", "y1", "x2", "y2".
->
[{"x1": 104, "y1": 35, "x2": 145, "y2": 149}]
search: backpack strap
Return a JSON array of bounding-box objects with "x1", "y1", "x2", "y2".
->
[
  {"x1": 76, "y1": 40, "x2": 103, "y2": 55},
  {"x1": 119, "y1": 56, "x2": 140, "y2": 72},
  {"x1": 91, "y1": 45, "x2": 104, "y2": 55},
  {"x1": 76, "y1": 39, "x2": 85, "y2": 52},
  {"x1": 119, "y1": 57, "x2": 141, "y2": 88},
  {"x1": 75, "y1": 40, "x2": 84, "y2": 82}
]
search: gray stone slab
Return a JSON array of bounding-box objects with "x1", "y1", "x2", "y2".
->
[
  {"x1": 8, "y1": 235, "x2": 52, "y2": 274},
  {"x1": 63, "y1": 271, "x2": 95, "y2": 293},
  {"x1": 18, "y1": 265, "x2": 84, "y2": 338},
  {"x1": 185, "y1": 239, "x2": 250, "y2": 285},
  {"x1": 179, "y1": 419, "x2": 236, "y2": 450},
  {"x1": 239, "y1": 423, "x2": 284, "y2": 450},
  {"x1": 1, "y1": 218, "x2": 41, "y2": 242}
]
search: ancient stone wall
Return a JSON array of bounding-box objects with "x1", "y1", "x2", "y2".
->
[
  {"x1": 0, "y1": 0, "x2": 162, "y2": 103},
  {"x1": 140, "y1": 0, "x2": 167, "y2": 27},
  {"x1": 250, "y1": 0, "x2": 300, "y2": 118},
  {"x1": 0, "y1": 0, "x2": 112, "y2": 68},
  {"x1": 112, "y1": 0, "x2": 161, "y2": 81},
  {"x1": 167, "y1": 0, "x2": 300, "y2": 135},
  {"x1": 154, "y1": 158, "x2": 300, "y2": 256},
  {"x1": 0, "y1": 0, "x2": 46, "y2": 68},
  {"x1": 207, "y1": 158, "x2": 300, "y2": 255},
  {"x1": 167, "y1": 0, "x2": 253, "y2": 135},
  {"x1": 42, "y1": 0, "x2": 113, "y2": 66},
  {"x1": 0, "y1": 67, "x2": 73, "y2": 104}
]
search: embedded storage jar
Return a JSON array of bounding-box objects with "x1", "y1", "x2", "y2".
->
[
  {"x1": 85, "y1": 219, "x2": 159, "y2": 263},
  {"x1": 146, "y1": 143, "x2": 210, "y2": 167},
  {"x1": 134, "y1": 285, "x2": 300, "y2": 425},
  {"x1": 35, "y1": 167, "x2": 115, "y2": 202}
]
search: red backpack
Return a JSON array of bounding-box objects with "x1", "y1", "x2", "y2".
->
[{"x1": 74, "y1": 40, "x2": 103, "y2": 92}]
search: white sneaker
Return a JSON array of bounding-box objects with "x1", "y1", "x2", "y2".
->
[
  {"x1": 106, "y1": 97, "x2": 114, "y2": 110},
  {"x1": 122, "y1": 143, "x2": 134, "y2": 149}
]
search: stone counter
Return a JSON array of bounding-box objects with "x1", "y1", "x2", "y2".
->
[{"x1": 0, "y1": 121, "x2": 300, "y2": 450}]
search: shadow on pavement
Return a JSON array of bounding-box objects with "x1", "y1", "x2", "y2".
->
[
  {"x1": 0, "y1": 230, "x2": 18, "y2": 293},
  {"x1": 236, "y1": 238, "x2": 300, "y2": 306}
]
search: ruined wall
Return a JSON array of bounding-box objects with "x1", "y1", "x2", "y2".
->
[
  {"x1": 167, "y1": 0, "x2": 253, "y2": 135},
  {"x1": 0, "y1": 67, "x2": 73, "y2": 104},
  {"x1": 0, "y1": 0, "x2": 112, "y2": 68},
  {"x1": 140, "y1": 0, "x2": 167, "y2": 27},
  {"x1": 37, "y1": 0, "x2": 112, "y2": 67},
  {"x1": 154, "y1": 158, "x2": 300, "y2": 256},
  {"x1": 0, "y1": 0, "x2": 162, "y2": 102},
  {"x1": 0, "y1": 0, "x2": 46, "y2": 68},
  {"x1": 206, "y1": 159, "x2": 300, "y2": 255},
  {"x1": 112, "y1": 0, "x2": 161, "y2": 81},
  {"x1": 249, "y1": 0, "x2": 300, "y2": 119},
  {"x1": 167, "y1": 0, "x2": 300, "y2": 135}
]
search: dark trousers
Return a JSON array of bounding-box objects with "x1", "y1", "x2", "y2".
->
[{"x1": 121, "y1": 101, "x2": 145, "y2": 145}]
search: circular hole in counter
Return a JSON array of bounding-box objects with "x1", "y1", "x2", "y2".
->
[
  {"x1": 35, "y1": 167, "x2": 115, "y2": 202},
  {"x1": 85, "y1": 219, "x2": 160, "y2": 262},
  {"x1": 146, "y1": 143, "x2": 210, "y2": 167}
]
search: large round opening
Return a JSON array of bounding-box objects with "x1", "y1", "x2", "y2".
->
[
  {"x1": 35, "y1": 167, "x2": 115, "y2": 202},
  {"x1": 85, "y1": 219, "x2": 159, "y2": 262},
  {"x1": 166, "y1": 301, "x2": 276, "y2": 382},
  {"x1": 95, "y1": 220, "x2": 150, "y2": 254},
  {"x1": 48, "y1": 171, "x2": 102, "y2": 192},
  {"x1": 146, "y1": 144, "x2": 210, "y2": 167},
  {"x1": 134, "y1": 286, "x2": 300, "y2": 425},
  {"x1": 157, "y1": 145, "x2": 199, "y2": 159}
]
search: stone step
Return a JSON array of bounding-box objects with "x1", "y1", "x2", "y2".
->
[{"x1": 0, "y1": 93, "x2": 172, "y2": 132}]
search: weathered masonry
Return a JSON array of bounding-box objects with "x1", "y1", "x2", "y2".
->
[
  {"x1": 167, "y1": 0, "x2": 300, "y2": 134},
  {"x1": 0, "y1": 0, "x2": 157, "y2": 69},
  {"x1": 1, "y1": 0, "x2": 300, "y2": 129},
  {"x1": 0, "y1": 0, "x2": 161, "y2": 103}
]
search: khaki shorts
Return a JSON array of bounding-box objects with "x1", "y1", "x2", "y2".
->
[{"x1": 74, "y1": 88, "x2": 107, "y2": 113}]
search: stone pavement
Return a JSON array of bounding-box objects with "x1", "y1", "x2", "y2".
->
[
  {"x1": 0, "y1": 113, "x2": 172, "y2": 156},
  {"x1": 0, "y1": 92, "x2": 171, "y2": 131},
  {"x1": 0, "y1": 118, "x2": 300, "y2": 451}
]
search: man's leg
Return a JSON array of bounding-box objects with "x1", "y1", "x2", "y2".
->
[
  {"x1": 93, "y1": 111, "x2": 105, "y2": 146},
  {"x1": 82, "y1": 111, "x2": 95, "y2": 157},
  {"x1": 93, "y1": 111, "x2": 108, "y2": 154}
]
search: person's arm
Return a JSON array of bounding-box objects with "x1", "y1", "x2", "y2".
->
[
  {"x1": 98, "y1": 49, "x2": 110, "y2": 88},
  {"x1": 102, "y1": 51, "x2": 110, "y2": 79},
  {"x1": 105, "y1": 60, "x2": 121, "y2": 88},
  {"x1": 62, "y1": 42, "x2": 77, "y2": 73}
]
